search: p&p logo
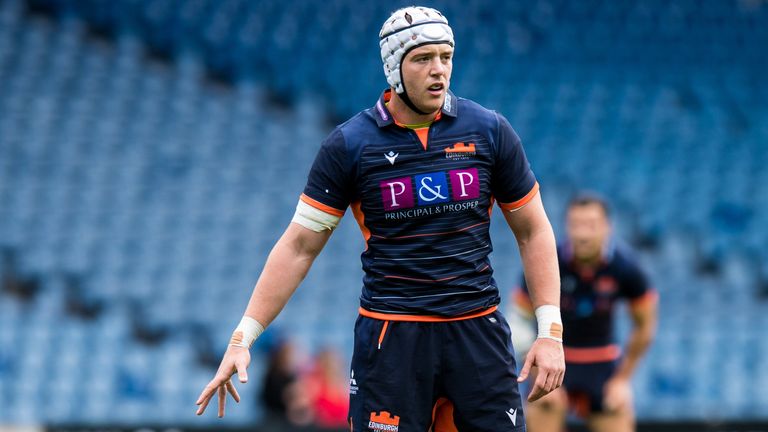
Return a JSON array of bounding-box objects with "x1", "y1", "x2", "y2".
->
[
  {"x1": 414, "y1": 172, "x2": 450, "y2": 206},
  {"x1": 380, "y1": 168, "x2": 480, "y2": 215}
]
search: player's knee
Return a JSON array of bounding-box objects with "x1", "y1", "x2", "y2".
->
[
  {"x1": 536, "y1": 400, "x2": 557, "y2": 413},
  {"x1": 588, "y1": 411, "x2": 635, "y2": 432},
  {"x1": 530, "y1": 390, "x2": 566, "y2": 412},
  {"x1": 608, "y1": 403, "x2": 635, "y2": 419}
]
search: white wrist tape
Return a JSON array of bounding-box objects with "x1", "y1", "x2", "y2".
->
[
  {"x1": 535, "y1": 305, "x2": 563, "y2": 343},
  {"x1": 229, "y1": 316, "x2": 265, "y2": 349},
  {"x1": 292, "y1": 199, "x2": 341, "y2": 232}
]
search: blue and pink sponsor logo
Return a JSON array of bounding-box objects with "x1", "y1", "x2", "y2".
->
[{"x1": 379, "y1": 168, "x2": 479, "y2": 211}]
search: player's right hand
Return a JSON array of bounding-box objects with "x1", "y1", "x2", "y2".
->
[{"x1": 195, "y1": 345, "x2": 251, "y2": 418}]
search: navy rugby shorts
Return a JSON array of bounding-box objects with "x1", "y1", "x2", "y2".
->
[{"x1": 348, "y1": 308, "x2": 526, "y2": 431}]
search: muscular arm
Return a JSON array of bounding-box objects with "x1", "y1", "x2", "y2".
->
[
  {"x1": 616, "y1": 295, "x2": 658, "y2": 380},
  {"x1": 502, "y1": 192, "x2": 564, "y2": 402},
  {"x1": 243, "y1": 222, "x2": 332, "y2": 326},
  {"x1": 602, "y1": 293, "x2": 658, "y2": 412},
  {"x1": 196, "y1": 222, "x2": 332, "y2": 417},
  {"x1": 503, "y1": 193, "x2": 559, "y2": 310}
]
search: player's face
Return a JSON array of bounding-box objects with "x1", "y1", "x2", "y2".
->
[
  {"x1": 566, "y1": 204, "x2": 611, "y2": 262},
  {"x1": 400, "y1": 44, "x2": 453, "y2": 114}
]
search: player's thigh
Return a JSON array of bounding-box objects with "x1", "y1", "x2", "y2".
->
[
  {"x1": 562, "y1": 361, "x2": 617, "y2": 418},
  {"x1": 587, "y1": 406, "x2": 635, "y2": 432},
  {"x1": 525, "y1": 387, "x2": 568, "y2": 432},
  {"x1": 349, "y1": 316, "x2": 438, "y2": 431},
  {"x1": 441, "y1": 311, "x2": 526, "y2": 431}
]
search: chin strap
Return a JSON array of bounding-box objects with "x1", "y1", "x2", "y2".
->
[
  {"x1": 398, "y1": 68, "x2": 430, "y2": 115},
  {"x1": 398, "y1": 89, "x2": 430, "y2": 115}
]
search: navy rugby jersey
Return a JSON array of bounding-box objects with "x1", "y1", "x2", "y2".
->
[
  {"x1": 301, "y1": 89, "x2": 538, "y2": 317},
  {"x1": 518, "y1": 241, "x2": 656, "y2": 360}
]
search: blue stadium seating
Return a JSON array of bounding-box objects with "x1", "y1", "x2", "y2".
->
[{"x1": 1, "y1": 0, "x2": 766, "y2": 425}]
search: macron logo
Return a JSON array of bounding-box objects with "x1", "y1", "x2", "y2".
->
[
  {"x1": 384, "y1": 151, "x2": 399, "y2": 165},
  {"x1": 506, "y1": 408, "x2": 517, "y2": 426}
]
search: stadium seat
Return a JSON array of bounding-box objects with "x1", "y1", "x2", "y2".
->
[{"x1": 1, "y1": 0, "x2": 766, "y2": 423}]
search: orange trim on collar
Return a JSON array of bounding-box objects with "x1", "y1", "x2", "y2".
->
[{"x1": 414, "y1": 127, "x2": 429, "y2": 150}]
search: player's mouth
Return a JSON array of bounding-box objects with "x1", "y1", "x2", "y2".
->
[{"x1": 427, "y1": 83, "x2": 444, "y2": 96}]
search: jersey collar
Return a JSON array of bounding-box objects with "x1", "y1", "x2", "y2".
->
[{"x1": 373, "y1": 88, "x2": 458, "y2": 128}]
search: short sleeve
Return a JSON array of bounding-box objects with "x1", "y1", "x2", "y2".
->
[
  {"x1": 620, "y1": 262, "x2": 651, "y2": 301},
  {"x1": 491, "y1": 113, "x2": 538, "y2": 211},
  {"x1": 301, "y1": 128, "x2": 354, "y2": 216}
]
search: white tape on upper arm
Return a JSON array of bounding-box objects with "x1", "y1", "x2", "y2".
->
[{"x1": 292, "y1": 199, "x2": 342, "y2": 232}]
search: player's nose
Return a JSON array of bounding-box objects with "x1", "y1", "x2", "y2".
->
[{"x1": 430, "y1": 58, "x2": 446, "y2": 75}]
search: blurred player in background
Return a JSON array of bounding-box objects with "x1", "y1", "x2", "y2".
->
[
  {"x1": 196, "y1": 6, "x2": 564, "y2": 430},
  {"x1": 513, "y1": 194, "x2": 658, "y2": 432}
]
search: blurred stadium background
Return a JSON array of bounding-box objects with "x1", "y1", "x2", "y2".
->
[{"x1": 0, "y1": 0, "x2": 766, "y2": 430}]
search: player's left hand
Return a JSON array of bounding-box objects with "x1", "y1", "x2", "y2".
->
[
  {"x1": 603, "y1": 376, "x2": 632, "y2": 412},
  {"x1": 517, "y1": 338, "x2": 565, "y2": 402}
]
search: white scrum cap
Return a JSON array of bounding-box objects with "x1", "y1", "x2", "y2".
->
[{"x1": 379, "y1": 6, "x2": 454, "y2": 94}]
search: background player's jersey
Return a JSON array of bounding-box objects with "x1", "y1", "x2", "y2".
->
[
  {"x1": 302, "y1": 90, "x2": 538, "y2": 317},
  {"x1": 519, "y1": 241, "x2": 654, "y2": 348}
]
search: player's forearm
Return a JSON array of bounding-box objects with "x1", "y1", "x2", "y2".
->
[
  {"x1": 243, "y1": 224, "x2": 329, "y2": 327},
  {"x1": 615, "y1": 299, "x2": 658, "y2": 380},
  {"x1": 517, "y1": 223, "x2": 560, "y2": 308},
  {"x1": 615, "y1": 322, "x2": 655, "y2": 380},
  {"x1": 505, "y1": 194, "x2": 560, "y2": 307}
]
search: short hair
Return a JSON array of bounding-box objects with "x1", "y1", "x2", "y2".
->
[{"x1": 567, "y1": 192, "x2": 611, "y2": 218}]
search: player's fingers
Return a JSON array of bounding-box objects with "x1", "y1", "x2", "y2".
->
[
  {"x1": 538, "y1": 370, "x2": 553, "y2": 395},
  {"x1": 235, "y1": 361, "x2": 248, "y2": 383},
  {"x1": 197, "y1": 370, "x2": 233, "y2": 402},
  {"x1": 218, "y1": 384, "x2": 226, "y2": 418},
  {"x1": 543, "y1": 368, "x2": 557, "y2": 393},
  {"x1": 517, "y1": 353, "x2": 534, "y2": 382},
  {"x1": 196, "y1": 391, "x2": 213, "y2": 415},
  {"x1": 226, "y1": 380, "x2": 240, "y2": 403},
  {"x1": 528, "y1": 367, "x2": 552, "y2": 402},
  {"x1": 196, "y1": 382, "x2": 219, "y2": 406},
  {"x1": 527, "y1": 385, "x2": 545, "y2": 403}
]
